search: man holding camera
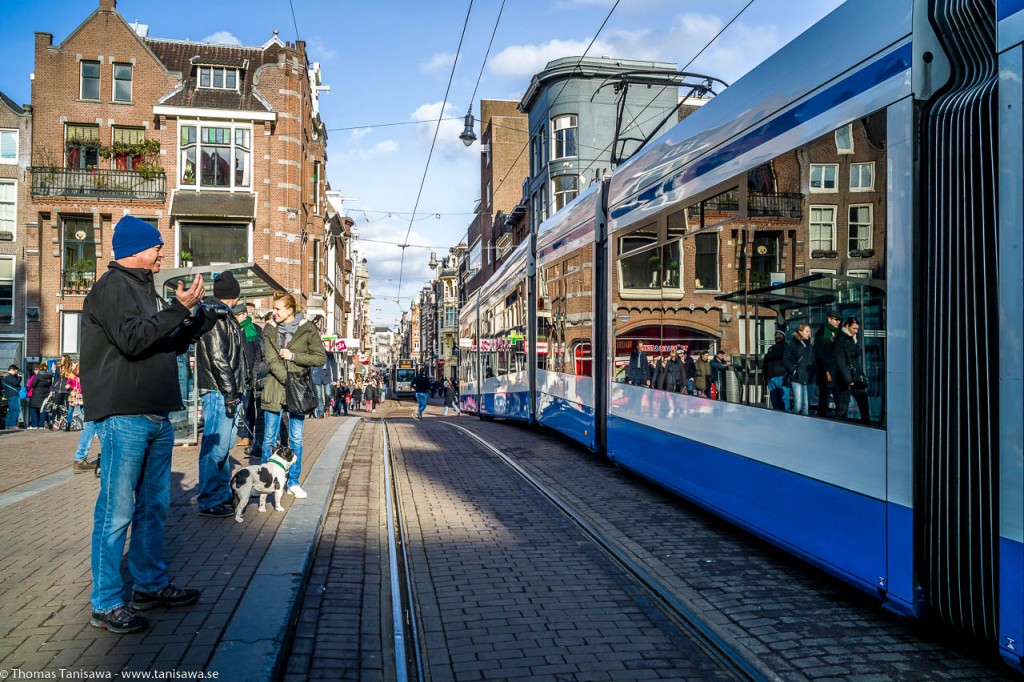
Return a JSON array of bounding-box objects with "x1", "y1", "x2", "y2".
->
[
  {"x1": 195, "y1": 271, "x2": 250, "y2": 518},
  {"x1": 81, "y1": 215, "x2": 213, "y2": 634}
]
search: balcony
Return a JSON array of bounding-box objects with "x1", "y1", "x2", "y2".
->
[
  {"x1": 62, "y1": 267, "x2": 97, "y2": 296},
  {"x1": 688, "y1": 191, "x2": 803, "y2": 220},
  {"x1": 30, "y1": 167, "x2": 167, "y2": 202}
]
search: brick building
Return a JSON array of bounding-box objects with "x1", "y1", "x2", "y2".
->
[
  {"x1": 25, "y1": 0, "x2": 329, "y2": 359},
  {"x1": 0, "y1": 91, "x2": 31, "y2": 369}
]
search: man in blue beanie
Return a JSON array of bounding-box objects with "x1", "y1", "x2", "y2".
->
[{"x1": 80, "y1": 214, "x2": 211, "y2": 634}]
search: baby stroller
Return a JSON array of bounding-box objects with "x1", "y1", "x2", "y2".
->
[{"x1": 51, "y1": 403, "x2": 84, "y2": 431}]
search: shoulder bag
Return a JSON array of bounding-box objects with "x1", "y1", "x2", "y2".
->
[{"x1": 285, "y1": 367, "x2": 319, "y2": 415}]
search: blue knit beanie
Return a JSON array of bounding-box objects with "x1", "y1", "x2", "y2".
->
[{"x1": 113, "y1": 215, "x2": 164, "y2": 259}]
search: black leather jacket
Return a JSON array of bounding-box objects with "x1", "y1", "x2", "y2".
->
[{"x1": 196, "y1": 296, "x2": 250, "y2": 403}]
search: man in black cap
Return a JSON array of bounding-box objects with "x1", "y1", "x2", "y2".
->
[
  {"x1": 195, "y1": 271, "x2": 250, "y2": 517},
  {"x1": 82, "y1": 215, "x2": 210, "y2": 634},
  {"x1": 762, "y1": 329, "x2": 789, "y2": 411}
]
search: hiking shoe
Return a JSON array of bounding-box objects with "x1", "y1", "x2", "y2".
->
[
  {"x1": 130, "y1": 584, "x2": 200, "y2": 611},
  {"x1": 90, "y1": 606, "x2": 149, "y2": 634},
  {"x1": 198, "y1": 503, "x2": 234, "y2": 518},
  {"x1": 287, "y1": 485, "x2": 308, "y2": 499},
  {"x1": 72, "y1": 460, "x2": 95, "y2": 473}
]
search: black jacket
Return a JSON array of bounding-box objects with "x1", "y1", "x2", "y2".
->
[
  {"x1": 651, "y1": 360, "x2": 665, "y2": 390},
  {"x1": 663, "y1": 357, "x2": 684, "y2": 392},
  {"x1": 683, "y1": 356, "x2": 696, "y2": 382},
  {"x1": 196, "y1": 296, "x2": 250, "y2": 403},
  {"x1": 625, "y1": 350, "x2": 650, "y2": 385},
  {"x1": 783, "y1": 338, "x2": 815, "y2": 384},
  {"x1": 814, "y1": 322, "x2": 839, "y2": 377},
  {"x1": 833, "y1": 329, "x2": 866, "y2": 387},
  {"x1": 762, "y1": 340, "x2": 788, "y2": 378},
  {"x1": 81, "y1": 262, "x2": 211, "y2": 422},
  {"x1": 1, "y1": 373, "x2": 21, "y2": 400},
  {"x1": 412, "y1": 374, "x2": 432, "y2": 393},
  {"x1": 28, "y1": 371, "x2": 53, "y2": 408},
  {"x1": 444, "y1": 385, "x2": 457, "y2": 406}
]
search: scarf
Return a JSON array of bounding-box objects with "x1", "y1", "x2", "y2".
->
[
  {"x1": 239, "y1": 316, "x2": 260, "y2": 343},
  {"x1": 278, "y1": 313, "x2": 304, "y2": 348}
]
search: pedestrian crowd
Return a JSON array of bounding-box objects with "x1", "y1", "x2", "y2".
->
[{"x1": 620, "y1": 310, "x2": 872, "y2": 424}]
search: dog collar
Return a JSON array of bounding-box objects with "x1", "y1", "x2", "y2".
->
[{"x1": 268, "y1": 456, "x2": 289, "y2": 472}]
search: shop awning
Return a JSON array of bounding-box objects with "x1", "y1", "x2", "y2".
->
[{"x1": 715, "y1": 273, "x2": 885, "y2": 314}]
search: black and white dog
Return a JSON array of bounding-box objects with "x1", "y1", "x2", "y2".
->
[{"x1": 230, "y1": 446, "x2": 296, "y2": 522}]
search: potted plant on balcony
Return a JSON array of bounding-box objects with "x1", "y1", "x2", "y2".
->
[{"x1": 180, "y1": 250, "x2": 193, "y2": 268}]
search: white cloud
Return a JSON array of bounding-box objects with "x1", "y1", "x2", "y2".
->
[
  {"x1": 409, "y1": 102, "x2": 477, "y2": 161},
  {"x1": 349, "y1": 127, "x2": 374, "y2": 141},
  {"x1": 420, "y1": 52, "x2": 457, "y2": 74},
  {"x1": 489, "y1": 38, "x2": 605, "y2": 77},
  {"x1": 357, "y1": 139, "x2": 400, "y2": 161},
  {"x1": 200, "y1": 31, "x2": 242, "y2": 46},
  {"x1": 307, "y1": 36, "x2": 338, "y2": 62}
]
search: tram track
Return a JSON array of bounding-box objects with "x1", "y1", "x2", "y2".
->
[{"x1": 440, "y1": 420, "x2": 777, "y2": 682}]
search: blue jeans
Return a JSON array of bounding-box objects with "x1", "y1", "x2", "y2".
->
[
  {"x1": 29, "y1": 406, "x2": 44, "y2": 428},
  {"x1": 74, "y1": 419, "x2": 103, "y2": 462},
  {"x1": 261, "y1": 410, "x2": 304, "y2": 489},
  {"x1": 197, "y1": 391, "x2": 239, "y2": 509},
  {"x1": 5, "y1": 398, "x2": 20, "y2": 428},
  {"x1": 767, "y1": 376, "x2": 791, "y2": 412},
  {"x1": 91, "y1": 414, "x2": 174, "y2": 613},
  {"x1": 415, "y1": 392, "x2": 428, "y2": 416},
  {"x1": 790, "y1": 382, "x2": 810, "y2": 416}
]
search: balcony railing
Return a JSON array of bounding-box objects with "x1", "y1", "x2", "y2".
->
[
  {"x1": 688, "y1": 191, "x2": 803, "y2": 220},
  {"x1": 62, "y1": 268, "x2": 97, "y2": 296},
  {"x1": 30, "y1": 167, "x2": 167, "y2": 202}
]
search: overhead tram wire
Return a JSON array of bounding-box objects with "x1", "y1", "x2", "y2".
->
[
  {"x1": 327, "y1": 118, "x2": 461, "y2": 132},
  {"x1": 462, "y1": 0, "x2": 507, "y2": 121},
  {"x1": 394, "y1": 0, "x2": 475, "y2": 305},
  {"x1": 577, "y1": 0, "x2": 759, "y2": 179},
  {"x1": 288, "y1": 0, "x2": 301, "y2": 41}
]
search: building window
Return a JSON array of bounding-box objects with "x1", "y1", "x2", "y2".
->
[
  {"x1": 66, "y1": 124, "x2": 100, "y2": 169},
  {"x1": 539, "y1": 124, "x2": 547, "y2": 168},
  {"x1": 313, "y1": 239, "x2": 321, "y2": 293},
  {"x1": 313, "y1": 161, "x2": 321, "y2": 214},
  {"x1": 552, "y1": 175, "x2": 578, "y2": 211},
  {"x1": 179, "y1": 222, "x2": 248, "y2": 266},
  {"x1": 80, "y1": 60, "x2": 100, "y2": 100},
  {"x1": 63, "y1": 218, "x2": 98, "y2": 295},
  {"x1": 0, "y1": 130, "x2": 17, "y2": 164},
  {"x1": 111, "y1": 127, "x2": 146, "y2": 170},
  {"x1": 179, "y1": 123, "x2": 251, "y2": 189},
  {"x1": 810, "y1": 164, "x2": 838, "y2": 192},
  {"x1": 551, "y1": 115, "x2": 577, "y2": 160},
  {"x1": 694, "y1": 233, "x2": 719, "y2": 291},
  {"x1": 809, "y1": 205, "x2": 837, "y2": 253},
  {"x1": 0, "y1": 257, "x2": 13, "y2": 325},
  {"x1": 197, "y1": 66, "x2": 239, "y2": 90},
  {"x1": 445, "y1": 306, "x2": 457, "y2": 327},
  {"x1": 850, "y1": 162, "x2": 874, "y2": 191},
  {"x1": 848, "y1": 204, "x2": 873, "y2": 253},
  {"x1": 835, "y1": 124, "x2": 853, "y2": 153},
  {"x1": 0, "y1": 180, "x2": 15, "y2": 240},
  {"x1": 113, "y1": 63, "x2": 132, "y2": 102}
]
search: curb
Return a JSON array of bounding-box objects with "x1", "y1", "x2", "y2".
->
[{"x1": 207, "y1": 417, "x2": 360, "y2": 680}]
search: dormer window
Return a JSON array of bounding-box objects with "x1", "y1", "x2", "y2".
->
[{"x1": 197, "y1": 66, "x2": 239, "y2": 90}]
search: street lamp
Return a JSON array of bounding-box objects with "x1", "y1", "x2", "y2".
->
[
  {"x1": 459, "y1": 107, "x2": 477, "y2": 146},
  {"x1": 428, "y1": 251, "x2": 438, "y2": 270}
]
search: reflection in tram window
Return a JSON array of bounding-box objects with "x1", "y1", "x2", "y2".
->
[{"x1": 610, "y1": 112, "x2": 887, "y2": 428}]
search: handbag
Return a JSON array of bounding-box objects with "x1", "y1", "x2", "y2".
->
[{"x1": 285, "y1": 368, "x2": 319, "y2": 415}]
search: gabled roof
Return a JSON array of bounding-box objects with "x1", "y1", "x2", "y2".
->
[
  {"x1": 0, "y1": 90, "x2": 24, "y2": 115},
  {"x1": 146, "y1": 38, "x2": 282, "y2": 113}
]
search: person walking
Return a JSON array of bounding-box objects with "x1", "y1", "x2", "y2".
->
[
  {"x1": 784, "y1": 324, "x2": 816, "y2": 416},
  {"x1": 195, "y1": 272, "x2": 249, "y2": 518},
  {"x1": 234, "y1": 302, "x2": 262, "y2": 449},
  {"x1": 27, "y1": 363, "x2": 53, "y2": 429},
  {"x1": 443, "y1": 379, "x2": 461, "y2": 416},
  {"x1": 625, "y1": 341, "x2": 651, "y2": 387},
  {"x1": 710, "y1": 350, "x2": 729, "y2": 400},
  {"x1": 833, "y1": 317, "x2": 872, "y2": 424},
  {"x1": 763, "y1": 330, "x2": 790, "y2": 411},
  {"x1": 683, "y1": 353, "x2": 697, "y2": 395},
  {"x1": 814, "y1": 311, "x2": 841, "y2": 417},
  {"x1": 663, "y1": 349, "x2": 684, "y2": 393},
  {"x1": 1, "y1": 365, "x2": 22, "y2": 430},
  {"x1": 53, "y1": 355, "x2": 74, "y2": 430},
  {"x1": 695, "y1": 351, "x2": 712, "y2": 397},
  {"x1": 412, "y1": 369, "x2": 431, "y2": 419},
  {"x1": 259, "y1": 291, "x2": 327, "y2": 500},
  {"x1": 81, "y1": 214, "x2": 211, "y2": 634}
]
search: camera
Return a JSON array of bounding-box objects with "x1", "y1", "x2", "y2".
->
[{"x1": 199, "y1": 302, "x2": 231, "y2": 320}]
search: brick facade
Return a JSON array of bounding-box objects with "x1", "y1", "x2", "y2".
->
[{"x1": 25, "y1": 0, "x2": 330, "y2": 359}]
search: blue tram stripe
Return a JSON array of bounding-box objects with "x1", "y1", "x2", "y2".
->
[
  {"x1": 1000, "y1": 0, "x2": 1024, "y2": 22},
  {"x1": 611, "y1": 41, "x2": 912, "y2": 222}
]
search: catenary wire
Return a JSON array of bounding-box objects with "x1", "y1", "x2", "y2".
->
[{"x1": 395, "y1": 0, "x2": 475, "y2": 304}]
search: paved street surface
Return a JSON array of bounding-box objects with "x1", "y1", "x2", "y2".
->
[
  {"x1": 0, "y1": 400, "x2": 1017, "y2": 681},
  {"x1": 0, "y1": 413, "x2": 354, "y2": 679}
]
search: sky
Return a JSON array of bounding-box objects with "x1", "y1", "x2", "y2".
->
[{"x1": 3, "y1": 0, "x2": 845, "y2": 328}]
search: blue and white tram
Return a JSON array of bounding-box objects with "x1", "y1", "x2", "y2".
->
[{"x1": 458, "y1": 0, "x2": 1022, "y2": 668}]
